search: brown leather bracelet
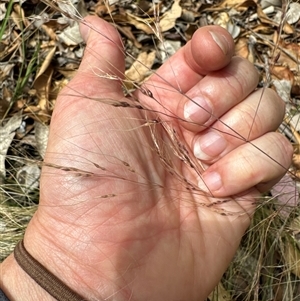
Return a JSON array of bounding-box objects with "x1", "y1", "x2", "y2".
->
[{"x1": 14, "y1": 240, "x2": 86, "y2": 301}]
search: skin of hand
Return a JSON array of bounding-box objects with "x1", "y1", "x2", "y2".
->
[{"x1": 0, "y1": 16, "x2": 293, "y2": 301}]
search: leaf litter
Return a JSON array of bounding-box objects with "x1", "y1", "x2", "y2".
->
[{"x1": 1, "y1": 0, "x2": 300, "y2": 299}]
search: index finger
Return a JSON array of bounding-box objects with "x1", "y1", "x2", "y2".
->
[{"x1": 149, "y1": 26, "x2": 235, "y2": 93}]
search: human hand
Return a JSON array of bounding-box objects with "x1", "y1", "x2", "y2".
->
[{"x1": 1, "y1": 16, "x2": 292, "y2": 301}]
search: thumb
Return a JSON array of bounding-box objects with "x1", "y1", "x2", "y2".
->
[
  {"x1": 71, "y1": 16, "x2": 125, "y2": 97},
  {"x1": 188, "y1": 25, "x2": 234, "y2": 73}
]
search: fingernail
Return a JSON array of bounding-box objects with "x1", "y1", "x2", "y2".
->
[
  {"x1": 194, "y1": 132, "x2": 227, "y2": 161},
  {"x1": 198, "y1": 172, "x2": 222, "y2": 193},
  {"x1": 184, "y1": 96, "x2": 212, "y2": 124},
  {"x1": 209, "y1": 31, "x2": 229, "y2": 55}
]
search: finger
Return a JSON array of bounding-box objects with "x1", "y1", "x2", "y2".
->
[
  {"x1": 70, "y1": 16, "x2": 125, "y2": 97},
  {"x1": 133, "y1": 26, "x2": 235, "y2": 116},
  {"x1": 198, "y1": 132, "x2": 293, "y2": 197},
  {"x1": 47, "y1": 17, "x2": 126, "y2": 164},
  {"x1": 149, "y1": 25, "x2": 235, "y2": 91},
  {"x1": 191, "y1": 88, "x2": 285, "y2": 162},
  {"x1": 178, "y1": 56, "x2": 259, "y2": 131}
]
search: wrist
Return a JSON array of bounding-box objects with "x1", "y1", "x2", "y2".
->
[
  {"x1": 1, "y1": 214, "x2": 99, "y2": 301},
  {"x1": 16, "y1": 215, "x2": 127, "y2": 301},
  {"x1": 0, "y1": 253, "x2": 54, "y2": 301}
]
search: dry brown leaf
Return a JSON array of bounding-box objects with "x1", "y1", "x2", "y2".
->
[
  {"x1": 261, "y1": 0, "x2": 281, "y2": 8},
  {"x1": 272, "y1": 66, "x2": 295, "y2": 82},
  {"x1": 269, "y1": 32, "x2": 300, "y2": 70},
  {"x1": 56, "y1": 68, "x2": 77, "y2": 80},
  {"x1": 208, "y1": 282, "x2": 232, "y2": 301},
  {"x1": 16, "y1": 164, "x2": 41, "y2": 194},
  {"x1": 273, "y1": 11, "x2": 295, "y2": 34},
  {"x1": 0, "y1": 88, "x2": 11, "y2": 119},
  {"x1": 273, "y1": 79, "x2": 292, "y2": 106},
  {"x1": 41, "y1": 23, "x2": 57, "y2": 41},
  {"x1": 215, "y1": 12, "x2": 240, "y2": 39},
  {"x1": 235, "y1": 38, "x2": 249, "y2": 60},
  {"x1": 35, "y1": 121, "x2": 49, "y2": 159},
  {"x1": 256, "y1": 4, "x2": 275, "y2": 25},
  {"x1": 117, "y1": 13, "x2": 155, "y2": 35},
  {"x1": 11, "y1": 4, "x2": 28, "y2": 30},
  {"x1": 282, "y1": 42, "x2": 300, "y2": 62},
  {"x1": 95, "y1": 4, "x2": 108, "y2": 16},
  {"x1": 292, "y1": 75, "x2": 300, "y2": 95},
  {"x1": 0, "y1": 63, "x2": 14, "y2": 82},
  {"x1": 95, "y1": 1, "x2": 116, "y2": 16},
  {"x1": 0, "y1": 3, "x2": 6, "y2": 21},
  {"x1": 277, "y1": 47, "x2": 300, "y2": 71},
  {"x1": 293, "y1": 153, "x2": 300, "y2": 169},
  {"x1": 282, "y1": 23, "x2": 295, "y2": 35},
  {"x1": 125, "y1": 51, "x2": 156, "y2": 89},
  {"x1": 286, "y1": 3, "x2": 300, "y2": 25},
  {"x1": 214, "y1": 11, "x2": 230, "y2": 27},
  {"x1": 251, "y1": 23, "x2": 274, "y2": 33},
  {"x1": 159, "y1": 0, "x2": 182, "y2": 32},
  {"x1": 34, "y1": 46, "x2": 56, "y2": 83},
  {"x1": 220, "y1": 0, "x2": 256, "y2": 10},
  {"x1": 49, "y1": 78, "x2": 69, "y2": 106},
  {"x1": 0, "y1": 112, "x2": 23, "y2": 180},
  {"x1": 11, "y1": 10, "x2": 22, "y2": 31},
  {"x1": 116, "y1": 25, "x2": 142, "y2": 48},
  {"x1": 58, "y1": 21, "x2": 83, "y2": 46},
  {"x1": 158, "y1": 40, "x2": 181, "y2": 62},
  {"x1": 0, "y1": 32, "x2": 19, "y2": 61},
  {"x1": 185, "y1": 24, "x2": 198, "y2": 40},
  {"x1": 34, "y1": 66, "x2": 54, "y2": 112}
]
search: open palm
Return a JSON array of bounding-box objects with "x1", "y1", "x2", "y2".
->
[{"x1": 23, "y1": 16, "x2": 292, "y2": 300}]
